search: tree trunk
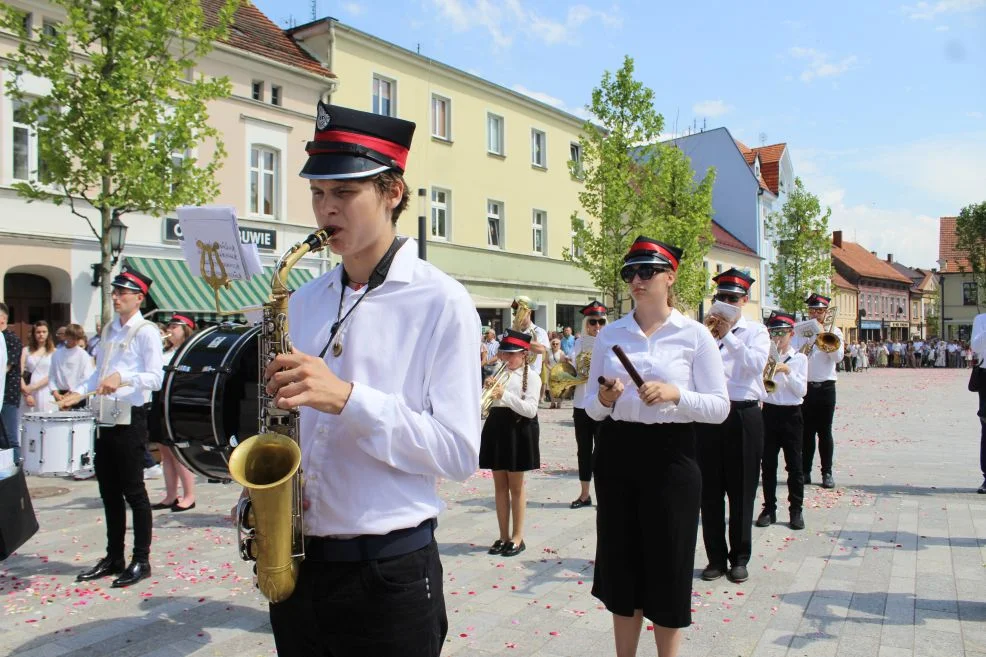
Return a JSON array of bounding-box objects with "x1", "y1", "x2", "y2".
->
[{"x1": 100, "y1": 154, "x2": 114, "y2": 330}]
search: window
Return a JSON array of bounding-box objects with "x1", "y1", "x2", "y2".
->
[
  {"x1": 431, "y1": 95, "x2": 450, "y2": 140},
  {"x1": 570, "y1": 218, "x2": 585, "y2": 258},
  {"x1": 487, "y1": 113, "x2": 504, "y2": 155},
  {"x1": 431, "y1": 188, "x2": 450, "y2": 239},
  {"x1": 532, "y1": 210, "x2": 546, "y2": 255},
  {"x1": 20, "y1": 11, "x2": 33, "y2": 36},
  {"x1": 963, "y1": 282, "x2": 979, "y2": 306},
  {"x1": 372, "y1": 75, "x2": 396, "y2": 117},
  {"x1": 716, "y1": 263, "x2": 723, "y2": 275},
  {"x1": 531, "y1": 129, "x2": 546, "y2": 167},
  {"x1": 41, "y1": 19, "x2": 57, "y2": 38},
  {"x1": 252, "y1": 81, "x2": 264, "y2": 102},
  {"x1": 569, "y1": 141, "x2": 583, "y2": 177},
  {"x1": 270, "y1": 85, "x2": 281, "y2": 106},
  {"x1": 487, "y1": 200, "x2": 503, "y2": 248},
  {"x1": 11, "y1": 99, "x2": 50, "y2": 183},
  {"x1": 250, "y1": 146, "x2": 278, "y2": 217},
  {"x1": 169, "y1": 151, "x2": 187, "y2": 195}
]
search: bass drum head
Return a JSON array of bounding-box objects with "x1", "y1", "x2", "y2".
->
[{"x1": 164, "y1": 324, "x2": 261, "y2": 481}]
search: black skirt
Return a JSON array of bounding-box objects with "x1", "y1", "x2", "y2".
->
[
  {"x1": 479, "y1": 408, "x2": 540, "y2": 472},
  {"x1": 591, "y1": 419, "x2": 700, "y2": 629}
]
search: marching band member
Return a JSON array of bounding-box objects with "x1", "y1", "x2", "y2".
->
[
  {"x1": 60, "y1": 269, "x2": 164, "y2": 588},
  {"x1": 480, "y1": 329, "x2": 540, "y2": 557},
  {"x1": 570, "y1": 300, "x2": 607, "y2": 509},
  {"x1": 585, "y1": 236, "x2": 728, "y2": 657},
  {"x1": 510, "y1": 296, "x2": 550, "y2": 403},
  {"x1": 793, "y1": 293, "x2": 844, "y2": 489},
  {"x1": 756, "y1": 311, "x2": 808, "y2": 530},
  {"x1": 697, "y1": 268, "x2": 770, "y2": 584},
  {"x1": 262, "y1": 102, "x2": 480, "y2": 657},
  {"x1": 971, "y1": 312, "x2": 985, "y2": 494}
]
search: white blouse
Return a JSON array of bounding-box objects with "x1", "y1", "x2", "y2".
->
[
  {"x1": 765, "y1": 347, "x2": 808, "y2": 406},
  {"x1": 585, "y1": 309, "x2": 730, "y2": 425},
  {"x1": 487, "y1": 365, "x2": 539, "y2": 419}
]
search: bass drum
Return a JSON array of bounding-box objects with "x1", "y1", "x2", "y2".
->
[{"x1": 163, "y1": 324, "x2": 261, "y2": 482}]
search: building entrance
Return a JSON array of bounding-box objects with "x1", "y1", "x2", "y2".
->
[{"x1": 4, "y1": 273, "x2": 54, "y2": 345}]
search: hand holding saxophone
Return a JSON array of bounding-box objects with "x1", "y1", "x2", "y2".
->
[{"x1": 264, "y1": 348, "x2": 353, "y2": 415}]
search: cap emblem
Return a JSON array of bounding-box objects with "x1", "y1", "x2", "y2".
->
[{"x1": 316, "y1": 105, "x2": 331, "y2": 131}]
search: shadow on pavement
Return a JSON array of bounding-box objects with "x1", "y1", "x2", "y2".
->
[
  {"x1": 823, "y1": 529, "x2": 985, "y2": 554},
  {"x1": 844, "y1": 483, "x2": 980, "y2": 498}
]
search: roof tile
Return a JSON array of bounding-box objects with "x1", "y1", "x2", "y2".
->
[
  {"x1": 938, "y1": 217, "x2": 971, "y2": 273},
  {"x1": 711, "y1": 221, "x2": 757, "y2": 256},
  {"x1": 831, "y1": 239, "x2": 913, "y2": 284}
]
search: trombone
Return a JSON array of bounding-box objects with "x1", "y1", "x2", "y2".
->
[{"x1": 796, "y1": 307, "x2": 841, "y2": 354}]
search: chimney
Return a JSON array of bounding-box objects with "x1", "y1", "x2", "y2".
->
[
  {"x1": 886, "y1": 254, "x2": 894, "y2": 263},
  {"x1": 870, "y1": 251, "x2": 877, "y2": 256},
  {"x1": 832, "y1": 230, "x2": 842, "y2": 248}
]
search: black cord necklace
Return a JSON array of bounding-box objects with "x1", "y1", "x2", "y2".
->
[{"x1": 318, "y1": 236, "x2": 406, "y2": 359}]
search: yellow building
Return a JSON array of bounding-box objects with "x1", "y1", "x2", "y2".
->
[
  {"x1": 288, "y1": 18, "x2": 597, "y2": 332},
  {"x1": 832, "y1": 271, "x2": 859, "y2": 344},
  {"x1": 700, "y1": 221, "x2": 763, "y2": 322}
]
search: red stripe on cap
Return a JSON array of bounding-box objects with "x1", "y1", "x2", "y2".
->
[
  {"x1": 628, "y1": 241, "x2": 679, "y2": 270},
  {"x1": 500, "y1": 335, "x2": 530, "y2": 350},
  {"x1": 771, "y1": 316, "x2": 796, "y2": 327},
  {"x1": 119, "y1": 272, "x2": 148, "y2": 294},
  {"x1": 716, "y1": 275, "x2": 751, "y2": 290},
  {"x1": 171, "y1": 314, "x2": 195, "y2": 330},
  {"x1": 310, "y1": 129, "x2": 409, "y2": 170}
]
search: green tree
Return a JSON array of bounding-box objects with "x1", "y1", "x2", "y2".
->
[
  {"x1": 564, "y1": 55, "x2": 714, "y2": 317},
  {"x1": 955, "y1": 201, "x2": 986, "y2": 311},
  {"x1": 1, "y1": 0, "x2": 238, "y2": 326},
  {"x1": 765, "y1": 177, "x2": 833, "y2": 315}
]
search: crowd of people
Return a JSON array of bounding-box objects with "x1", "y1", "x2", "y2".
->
[{"x1": 839, "y1": 338, "x2": 977, "y2": 372}]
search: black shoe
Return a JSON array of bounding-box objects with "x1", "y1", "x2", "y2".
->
[
  {"x1": 171, "y1": 501, "x2": 196, "y2": 512},
  {"x1": 789, "y1": 511, "x2": 805, "y2": 530},
  {"x1": 701, "y1": 565, "x2": 725, "y2": 581},
  {"x1": 804, "y1": 473, "x2": 812, "y2": 485},
  {"x1": 77, "y1": 556, "x2": 126, "y2": 582},
  {"x1": 978, "y1": 482, "x2": 986, "y2": 494},
  {"x1": 821, "y1": 473, "x2": 835, "y2": 489},
  {"x1": 501, "y1": 540, "x2": 526, "y2": 557},
  {"x1": 570, "y1": 496, "x2": 592, "y2": 509},
  {"x1": 151, "y1": 500, "x2": 177, "y2": 510},
  {"x1": 488, "y1": 539, "x2": 506, "y2": 555},
  {"x1": 727, "y1": 565, "x2": 749, "y2": 583},
  {"x1": 755, "y1": 510, "x2": 776, "y2": 527},
  {"x1": 111, "y1": 560, "x2": 151, "y2": 588}
]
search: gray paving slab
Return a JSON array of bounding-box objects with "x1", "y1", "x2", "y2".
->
[{"x1": 2, "y1": 367, "x2": 984, "y2": 655}]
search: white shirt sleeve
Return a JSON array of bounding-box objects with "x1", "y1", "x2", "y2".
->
[
  {"x1": 784, "y1": 352, "x2": 809, "y2": 398},
  {"x1": 130, "y1": 324, "x2": 164, "y2": 393},
  {"x1": 972, "y1": 314, "x2": 986, "y2": 364},
  {"x1": 677, "y1": 327, "x2": 730, "y2": 423},
  {"x1": 499, "y1": 367, "x2": 539, "y2": 419}
]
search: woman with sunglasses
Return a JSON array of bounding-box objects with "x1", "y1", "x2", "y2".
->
[
  {"x1": 570, "y1": 300, "x2": 607, "y2": 509},
  {"x1": 584, "y1": 236, "x2": 729, "y2": 657}
]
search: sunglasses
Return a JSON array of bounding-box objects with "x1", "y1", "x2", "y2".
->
[
  {"x1": 587, "y1": 318, "x2": 607, "y2": 327},
  {"x1": 768, "y1": 328, "x2": 792, "y2": 337},
  {"x1": 714, "y1": 293, "x2": 744, "y2": 303},
  {"x1": 620, "y1": 264, "x2": 669, "y2": 283}
]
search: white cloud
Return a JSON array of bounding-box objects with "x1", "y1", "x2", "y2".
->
[
  {"x1": 789, "y1": 47, "x2": 858, "y2": 82},
  {"x1": 429, "y1": 0, "x2": 621, "y2": 49},
  {"x1": 511, "y1": 84, "x2": 593, "y2": 120},
  {"x1": 967, "y1": 111, "x2": 984, "y2": 119},
  {"x1": 901, "y1": 0, "x2": 986, "y2": 20},
  {"x1": 341, "y1": 2, "x2": 364, "y2": 15},
  {"x1": 692, "y1": 100, "x2": 734, "y2": 117}
]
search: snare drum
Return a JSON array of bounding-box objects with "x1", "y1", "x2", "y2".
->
[{"x1": 22, "y1": 412, "x2": 96, "y2": 476}]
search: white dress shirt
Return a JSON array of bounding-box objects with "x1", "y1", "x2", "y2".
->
[
  {"x1": 793, "y1": 325, "x2": 844, "y2": 383},
  {"x1": 288, "y1": 238, "x2": 482, "y2": 537},
  {"x1": 75, "y1": 312, "x2": 163, "y2": 406},
  {"x1": 719, "y1": 315, "x2": 770, "y2": 402},
  {"x1": 972, "y1": 313, "x2": 986, "y2": 367},
  {"x1": 765, "y1": 347, "x2": 808, "y2": 406},
  {"x1": 49, "y1": 346, "x2": 95, "y2": 391},
  {"x1": 488, "y1": 365, "x2": 539, "y2": 418},
  {"x1": 584, "y1": 309, "x2": 729, "y2": 425}
]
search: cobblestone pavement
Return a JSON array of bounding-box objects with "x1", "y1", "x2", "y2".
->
[{"x1": 2, "y1": 367, "x2": 984, "y2": 657}]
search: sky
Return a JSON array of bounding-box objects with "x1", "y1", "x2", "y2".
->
[{"x1": 253, "y1": 0, "x2": 986, "y2": 270}]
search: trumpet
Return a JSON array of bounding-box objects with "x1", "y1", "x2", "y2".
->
[
  {"x1": 704, "y1": 313, "x2": 727, "y2": 340},
  {"x1": 481, "y1": 364, "x2": 511, "y2": 418},
  {"x1": 763, "y1": 340, "x2": 780, "y2": 393}
]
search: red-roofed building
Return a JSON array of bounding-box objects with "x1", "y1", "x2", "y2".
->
[{"x1": 937, "y1": 217, "x2": 981, "y2": 340}]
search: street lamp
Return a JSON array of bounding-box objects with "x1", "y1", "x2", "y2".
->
[
  {"x1": 90, "y1": 216, "x2": 129, "y2": 286},
  {"x1": 936, "y1": 258, "x2": 947, "y2": 339}
]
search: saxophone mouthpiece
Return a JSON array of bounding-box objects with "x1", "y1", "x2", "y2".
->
[{"x1": 304, "y1": 228, "x2": 336, "y2": 252}]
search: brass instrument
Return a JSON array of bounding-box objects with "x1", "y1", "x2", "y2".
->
[
  {"x1": 797, "y1": 307, "x2": 840, "y2": 354},
  {"x1": 228, "y1": 229, "x2": 333, "y2": 604},
  {"x1": 481, "y1": 298, "x2": 535, "y2": 418},
  {"x1": 763, "y1": 340, "x2": 780, "y2": 393},
  {"x1": 704, "y1": 313, "x2": 727, "y2": 340},
  {"x1": 548, "y1": 361, "x2": 585, "y2": 399}
]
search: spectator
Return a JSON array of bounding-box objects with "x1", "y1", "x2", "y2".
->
[
  {"x1": 49, "y1": 324, "x2": 95, "y2": 409},
  {"x1": 560, "y1": 326, "x2": 576, "y2": 357},
  {"x1": 21, "y1": 321, "x2": 56, "y2": 414},
  {"x1": 0, "y1": 304, "x2": 23, "y2": 461}
]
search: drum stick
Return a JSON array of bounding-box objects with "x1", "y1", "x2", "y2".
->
[{"x1": 612, "y1": 345, "x2": 644, "y2": 388}]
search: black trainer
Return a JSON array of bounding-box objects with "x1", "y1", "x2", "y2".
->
[
  {"x1": 727, "y1": 565, "x2": 749, "y2": 583},
  {"x1": 701, "y1": 565, "x2": 725, "y2": 581},
  {"x1": 755, "y1": 510, "x2": 776, "y2": 527},
  {"x1": 821, "y1": 472, "x2": 835, "y2": 489},
  {"x1": 789, "y1": 511, "x2": 805, "y2": 530}
]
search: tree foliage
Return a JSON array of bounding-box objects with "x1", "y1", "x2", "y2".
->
[
  {"x1": 765, "y1": 177, "x2": 833, "y2": 315},
  {"x1": 955, "y1": 201, "x2": 986, "y2": 310},
  {"x1": 1, "y1": 0, "x2": 238, "y2": 326},
  {"x1": 564, "y1": 55, "x2": 714, "y2": 317}
]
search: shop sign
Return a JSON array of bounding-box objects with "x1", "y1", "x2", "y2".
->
[{"x1": 163, "y1": 217, "x2": 277, "y2": 251}]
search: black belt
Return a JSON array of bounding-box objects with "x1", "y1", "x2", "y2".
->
[
  {"x1": 730, "y1": 399, "x2": 759, "y2": 409},
  {"x1": 808, "y1": 380, "x2": 835, "y2": 388},
  {"x1": 305, "y1": 518, "x2": 436, "y2": 563}
]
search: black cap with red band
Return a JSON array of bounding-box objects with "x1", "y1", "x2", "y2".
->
[
  {"x1": 301, "y1": 102, "x2": 416, "y2": 180},
  {"x1": 713, "y1": 267, "x2": 755, "y2": 296},
  {"x1": 111, "y1": 268, "x2": 152, "y2": 295},
  {"x1": 805, "y1": 293, "x2": 831, "y2": 309},
  {"x1": 622, "y1": 235, "x2": 683, "y2": 272},
  {"x1": 498, "y1": 329, "x2": 532, "y2": 353},
  {"x1": 766, "y1": 311, "x2": 797, "y2": 329},
  {"x1": 580, "y1": 300, "x2": 607, "y2": 317},
  {"x1": 169, "y1": 314, "x2": 196, "y2": 330}
]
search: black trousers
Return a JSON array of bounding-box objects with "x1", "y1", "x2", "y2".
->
[
  {"x1": 269, "y1": 540, "x2": 447, "y2": 657},
  {"x1": 761, "y1": 404, "x2": 804, "y2": 514},
  {"x1": 803, "y1": 381, "x2": 836, "y2": 476},
  {"x1": 978, "y1": 375, "x2": 986, "y2": 480},
  {"x1": 572, "y1": 407, "x2": 598, "y2": 482},
  {"x1": 94, "y1": 406, "x2": 152, "y2": 562},
  {"x1": 698, "y1": 403, "x2": 763, "y2": 569}
]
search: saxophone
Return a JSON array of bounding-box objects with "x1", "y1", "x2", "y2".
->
[{"x1": 228, "y1": 228, "x2": 333, "y2": 604}]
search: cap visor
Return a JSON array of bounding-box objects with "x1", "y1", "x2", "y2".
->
[
  {"x1": 715, "y1": 284, "x2": 748, "y2": 295},
  {"x1": 623, "y1": 255, "x2": 671, "y2": 268},
  {"x1": 300, "y1": 154, "x2": 392, "y2": 180}
]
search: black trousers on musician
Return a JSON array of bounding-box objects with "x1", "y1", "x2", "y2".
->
[
  {"x1": 803, "y1": 381, "x2": 836, "y2": 477},
  {"x1": 698, "y1": 402, "x2": 764, "y2": 569},
  {"x1": 94, "y1": 406, "x2": 152, "y2": 562},
  {"x1": 269, "y1": 540, "x2": 447, "y2": 657},
  {"x1": 572, "y1": 407, "x2": 598, "y2": 482},
  {"x1": 978, "y1": 373, "x2": 986, "y2": 481},
  {"x1": 761, "y1": 403, "x2": 804, "y2": 515}
]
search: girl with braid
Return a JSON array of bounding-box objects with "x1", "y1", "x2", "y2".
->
[{"x1": 479, "y1": 328, "x2": 540, "y2": 557}]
